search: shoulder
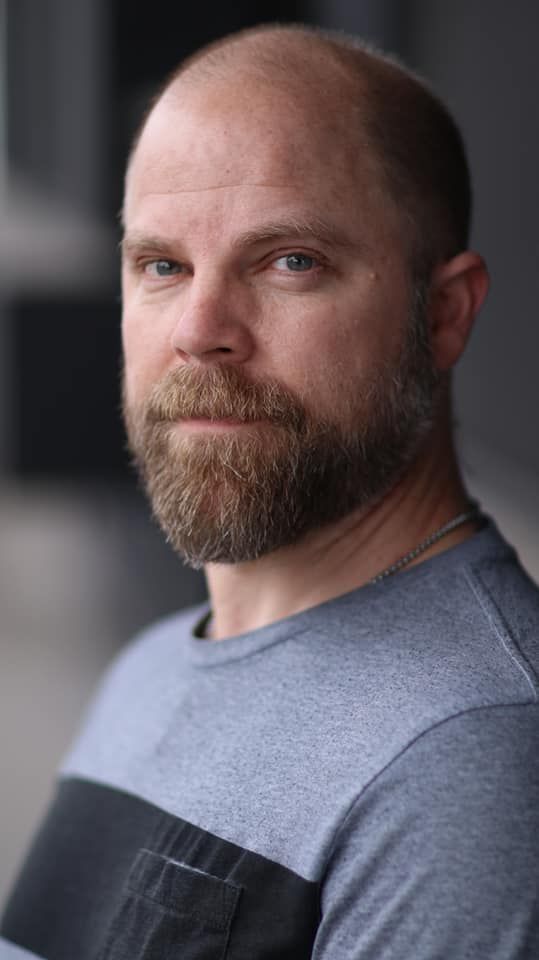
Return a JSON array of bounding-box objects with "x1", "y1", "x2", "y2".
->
[
  {"x1": 91, "y1": 603, "x2": 207, "y2": 696},
  {"x1": 289, "y1": 523, "x2": 539, "y2": 822},
  {"x1": 332, "y1": 700, "x2": 539, "y2": 855},
  {"x1": 361, "y1": 700, "x2": 539, "y2": 815},
  {"x1": 314, "y1": 702, "x2": 539, "y2": 959},
  {"x1": 60, "y1": 603, "x2": 207, "y2": 781}
]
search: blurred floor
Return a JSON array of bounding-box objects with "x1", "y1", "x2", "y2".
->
[{"x1": 0, "y1": 436, "x2": 538, "y2": 906}]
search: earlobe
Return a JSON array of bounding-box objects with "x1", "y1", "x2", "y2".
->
[{"x1": 427, "y1": 252, "x2": 489, "y2": 371}]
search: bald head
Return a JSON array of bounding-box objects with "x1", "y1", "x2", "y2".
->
[
  {"x1": 127, "y1": 24, "x2": 472, "y2": 282},
  {"x1": 162, "y1": 24, "x2": 366, "y2": 109}
]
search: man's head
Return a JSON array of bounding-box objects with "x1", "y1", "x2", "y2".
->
[{"x1": 121, "y1": 24, "x2": 488, "y2": 567}]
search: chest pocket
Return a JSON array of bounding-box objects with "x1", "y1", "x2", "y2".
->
[{"x1": 96, "y1": 848, "x2": 242, "y2": 960}]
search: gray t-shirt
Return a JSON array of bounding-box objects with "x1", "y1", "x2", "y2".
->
[{"x1": 1, "y1": 519, "x2": 538, "y2": 958}]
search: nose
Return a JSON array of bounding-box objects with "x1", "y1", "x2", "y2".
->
[{"x1": 170, "y1": 274, "x2": 255, "y2": 365}]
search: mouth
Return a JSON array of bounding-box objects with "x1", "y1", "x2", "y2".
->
[{"x1": 173, "y1": 417, "x2": 263, "y2": 433}]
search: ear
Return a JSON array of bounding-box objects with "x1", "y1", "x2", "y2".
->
[{"x1": 427, "y1": 252, "x2": 489, "y2": 371}]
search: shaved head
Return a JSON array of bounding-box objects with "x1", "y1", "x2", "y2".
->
[{"x1": 127, "y1": 23, "x2": 472, "y2": 283}]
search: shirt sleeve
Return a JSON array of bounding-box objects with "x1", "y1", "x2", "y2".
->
[{"x1": 312, "y1": 702, "x2": 539, "y2": 960}]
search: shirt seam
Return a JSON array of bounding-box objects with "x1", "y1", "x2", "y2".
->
[
  {"x1": 322, "y1": 699, "x2": 539, "y2": 883},
  {"x1": 463, "y1": 563, "x2": 539, "y2": 699},
  {"x1": 189, "y1": 623, "x2": 315, "y2": 668}
]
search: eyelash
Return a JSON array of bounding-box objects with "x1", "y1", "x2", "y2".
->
[
  {"x1": 136, "y1": 249, "x2": 326, "y2": 281},
  {"x1": 141, "y1": 260, "x2": 181, "y2": 278},
  {"x1": 272, "y1": 252, "x2": 320, "y2": 273}
]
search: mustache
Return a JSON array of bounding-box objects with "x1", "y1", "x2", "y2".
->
[{"x1": 141, "y1": 364, "x2": 307, "y2": 431}]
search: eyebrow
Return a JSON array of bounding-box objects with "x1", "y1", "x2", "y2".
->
[
  {"x1": 121, "y1": 216, "x2": 361, "y2": 260},
  {"x1": 120, "y1": 233, "x2": 177, "y2": 259},
  {"x1": 230, "y1": 216, "x2": 359, "y2": 252}
]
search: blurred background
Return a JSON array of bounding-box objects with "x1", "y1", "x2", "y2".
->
[{"x1": 1, "y1": 0, "x2": 538, "y2": 904}]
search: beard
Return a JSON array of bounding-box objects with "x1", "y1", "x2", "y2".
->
[{"x1": 123, "y1": 298, "x2": 439, "y2": 568}]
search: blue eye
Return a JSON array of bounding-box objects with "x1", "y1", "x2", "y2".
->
[
  {"x1": 146, "y1": 260, "x2": 180, "y2": 277},
  {"x1": 275, "y1": 253, "x2": 316, "y2": 272}
]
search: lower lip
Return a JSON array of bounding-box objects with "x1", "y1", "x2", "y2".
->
[{"x1": 173, "y1": 418, "x2": 260, "y2": 433}]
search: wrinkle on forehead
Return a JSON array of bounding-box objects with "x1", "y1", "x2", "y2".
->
[
  {"x1": 125, "y1": 27, "x2": 388, "y2": 219},
  {"x1": 124, "y1": 59, "x2": 397, "y2": 246},
  {"x1": 129, "y1": 98, "x2": 374, "y2": 209},
  {"x1": 131, "y1": 55, "x2": 372, "y2": 179},
  {"x1": 135, "y1": 182, "x2": 300, "y2": 195}
]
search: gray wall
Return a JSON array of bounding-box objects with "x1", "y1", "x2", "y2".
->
[{"x1": 406, "y1": 0, "x2": 539, "y2": 475}]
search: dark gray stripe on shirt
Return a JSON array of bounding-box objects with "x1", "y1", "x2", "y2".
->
[{"x1": 1, "y1": 777, "x2": 319, "y2": 960}]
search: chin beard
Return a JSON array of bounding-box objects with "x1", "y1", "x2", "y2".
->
[{"x1": 123, "y1": 313, "x2": 438, "y2": 567}]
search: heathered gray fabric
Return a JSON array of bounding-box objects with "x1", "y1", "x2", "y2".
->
[{"x1": 61, "y1": 520, "x2": 539, "y2": 957}]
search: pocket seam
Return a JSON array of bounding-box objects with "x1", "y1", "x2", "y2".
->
[{"x1": 128, "y1": 848, "x2": 242, "y2": 931}]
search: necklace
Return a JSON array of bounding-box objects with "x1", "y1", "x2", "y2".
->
[
  {"x1": 200, "y1": 505, "x2": 481, "y2": 637},
  {"x1": 370, "y1": 505, "x2": 480, "y2": 584}
]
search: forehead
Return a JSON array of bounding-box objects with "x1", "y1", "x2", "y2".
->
[{"x1": 124, "y1": 77, "x2": 400, "y2": 246}]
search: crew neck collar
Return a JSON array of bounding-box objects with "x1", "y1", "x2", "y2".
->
[{"x1": 184, "y1": 517, "x2": 512, "y2": 667}]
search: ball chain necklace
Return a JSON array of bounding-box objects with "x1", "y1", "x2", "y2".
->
[
  {"x1": 369, "y1": 505, "x2": 480, "y2": 585},
  {"x1": 200, "y1": 505, "x2": 481, "y2": 636}
]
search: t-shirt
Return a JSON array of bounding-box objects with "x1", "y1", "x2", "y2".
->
[{"x1": 2, "y1": 520, "x2": 539, "y2": 959}]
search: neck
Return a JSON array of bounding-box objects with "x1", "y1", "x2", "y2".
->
[{"x1": 204, "y1": 425, "x2": 477, "y2": 640}]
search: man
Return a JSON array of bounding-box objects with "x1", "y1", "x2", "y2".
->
[{"x1": 2, "y1": 23, "x2": 538, "y2": 960}]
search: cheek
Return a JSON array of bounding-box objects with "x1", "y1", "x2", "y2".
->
[
  {"x1": 281, "y1": 307, "x2": 387, "y2": 394},
  {"x1": 272, "y1": 286, "x2": 408, "y2": 418},
  {"x1": 121, "y1": 303, "x2": 172, "y2": 404}
]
